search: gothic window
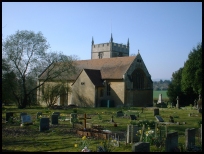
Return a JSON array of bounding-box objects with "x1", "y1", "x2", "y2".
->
[
  {"x1": 132, "y1": 69, "x2": 145, "y2": 89},
  {"x1": 118, "y1": 52, "x2": 123, "y2": 57},
  {"x1": 107, "y1": 84, "x2": 111, "y2": 96},
  {"x1": 98, "y1": 52, "x2": 103, "y2": 59},
  {"x1": 100, "y1": 89, "x2": 104, "y2": 97}
]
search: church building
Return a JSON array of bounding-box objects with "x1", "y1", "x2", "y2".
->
[{"x1": 38, "y1": 34, "x2": 153, "y2": 107}]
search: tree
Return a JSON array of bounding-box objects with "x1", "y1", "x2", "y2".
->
[
  {"x1": 181, "y1": 42, "x2": 202, "y2": 95},
  {"x1": 167, "y1": 68, "x2": 184, "y2": 105},
  {"x1": 40, "y1": 82, "x2": 70, "y2": 107},
  {"x1": 2, "y1": 30, "x2": 77, "y2": 108}
]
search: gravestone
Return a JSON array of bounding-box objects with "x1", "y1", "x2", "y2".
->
[
  {"x1": 169, "y1": 116, "x2": 174, "y2": 123},
  {"x1": 185, "y1": 128, "x2": 196, "y2": 150},
  {"x1": 6, "y1": 112, "x2": 13, "y2": 122},
  {"x1": 52, "y1": 112, "x2": 60, "y2": 117},
  {"x1": 20, "y1": 112, "x2": 27, "y2": 120},
  {"x1": 70, "y1": 113, "x2": 77, "y2": 124},
  {"x1": 154, "y1": 108, "x2": 159, "y2": 116},
  {"x1": 21, "y1": 115, "x2": 32, "y2": 125},
  {"x1": 39, "y1": 118, "x2": 49, "y2": 132},
  {"x1": 155, "y1": 115, "x2": 164, "y2": 122},
  {"x1": 36, "y1": 112, "x2": 42, "y2": 119},
  {"x1": 127, "y1": 124, "x2": 139, "y2": 143},
  {"x1": 165, "y1": 132, "x2": 178, "y2": 152},
  {"x1": 130, "y1": 115, "x2": 137, "y2": 120},
  {"x1": 51, "y1": 114, "x2": 58, "y2": 125},
  {"x1": 116, "y1": 111, "x2": 124, "y2": 117},
  {"x1": 176, "y1": 96, "x2": 179, "y2": 109},
  {"x1": 110, "y1": 115, "x2": 114, "y2": 122},
  {"x1": 157, "y1": 94, "x2": 163, "y2": 104},
  {"x1": 132, "y1": 142, "x2": 150, "y2": 152}
]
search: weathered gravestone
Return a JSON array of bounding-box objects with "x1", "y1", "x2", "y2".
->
[
  {"x1": 157, "y1": 94, "x2": 163, "y2": 104},
  {"x1": 6, "y1": 112, "x2": 13, "y2": 122},
  {"x1": 110, "y1": 115, "x2": 114, "y2": 122},
  {"x1": 127, "y1": 124, "x2": 139, "y2": 143},
  {"x1": 20, "y1": 112, "x2": 27, "y2": 120},
  {"x1": 39, "y1": 118, "x2": 49, "y2": 132},
  {"x1": 132, "y1": 142, "x2": 150, "y2": 152},
  {"x1": 185, "y1": 128, "x2": 196, "y2": 150},
  {"x1": 52, "y1": 112, "x2": 60, "y2": 117},
  {"x1": 165, "y1": 132, "x2": 178, "y2": 152},
  {"x1": 70, "y1": 113, "x2": 77, "y2": 124},
  {"x1": 176, "y1": 96, "x2": 180, "y2": 109},
  {"x1": 116, "y1": 111, "x2": 124, "y2": 117},
  {"x1": 36, "y1": 112, "x2": 42, "y2": 119},
  {"x1": 21, "y1": 115, "x2": 32, "y2": 125},
  {"x1": 154, "y1": 108, "x2": 159, "y2": 116},
  {"x1": 51, "y1": 114, "x2": 58, "y2": 125},
  {"x1": 155, "y1": 115, "x2": 164, "y2": 122},
  {"x1": 130, "y1": 115, "x2": 137, "y2": 120}
]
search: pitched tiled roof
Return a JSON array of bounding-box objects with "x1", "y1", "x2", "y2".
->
[{"x1": 38, "y1": 56, "x2": 136, "y2": 80}]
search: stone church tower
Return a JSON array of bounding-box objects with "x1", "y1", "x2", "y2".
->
[{"x1": 91, "y1": 33, "x2": 129, "y2": 59}]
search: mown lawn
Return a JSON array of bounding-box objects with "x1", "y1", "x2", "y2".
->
[{"x1": 2, "y1": 105, "x2": 202, "y2": 152}]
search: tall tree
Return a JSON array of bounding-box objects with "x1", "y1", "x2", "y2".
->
[
  {"x1": 2, "y1": 30, "x2": 77, "y2": 108},
  {"x1": 181, "y1": 42, "x2": 202, "y2": 95}
]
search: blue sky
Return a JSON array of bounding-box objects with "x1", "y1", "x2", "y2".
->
[{"x1": 2, "y1": 2, "x2": 202, "y2": 81}]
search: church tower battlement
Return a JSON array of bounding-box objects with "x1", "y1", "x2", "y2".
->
[{"x1": 91, "y1": 33, "x2": 129, "y2": 59}]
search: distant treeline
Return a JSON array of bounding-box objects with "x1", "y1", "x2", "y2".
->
[{"x1": 153, "y1": 79, "x2": 171, "y2": 91}]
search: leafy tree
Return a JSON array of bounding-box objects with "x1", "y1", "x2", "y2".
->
[
  {"x1": 167, "y1": 68, "x2": 186, "y2": 106},
  {"x1": 181, "y1": 42, "x2": 202, "y2": 95},
  {"x1": 2, "y1": 30, "x2": 77, "y2": 108},
  {"x1": 40, "y1": 82, "x2": 70, "y2": 107}
]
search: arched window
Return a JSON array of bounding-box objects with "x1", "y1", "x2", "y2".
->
[{"x1": 132, "y1": 69, "x2": 145, "y2": 89}]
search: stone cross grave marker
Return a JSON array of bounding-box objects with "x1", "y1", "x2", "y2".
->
[
  {"x1": 155, "y1": 115, "x2": 164, "y2": 122},
  {"x1": 185, "y1": 128, "x2": 196, "y2": 150},
  {"x1": 130, "y1": 115, "x2": 137, "y2": 120},
  {"x1": 132, "y1": 142, "x2": 150, "y2": 152},
  {"x1": 165, "y1": 132, "x2": 178, "y2": 152},
  {"x1": 116, "y1": 111, "x2": 124, "y2": 117},
  {"x1": 154, "y1": 108, "x2": 159, "y2": 116},
  {"x1": 39, "y1": 118, "x2": 49, "y2": 132},
  {"x1": 51, "y1": 114, "x2": 58, "y2": 125},
  {"x1": 6, "y1": 112, "x2": 13, "y2": 122},
  {"x1": 36, "y1": 112, "x2": 42, "y2": 119},
  {"x1": 20, "y1": 112, "x2": 27, "y2": 120},
  {"x1": 79, "y1": 113, "x2": 91, "y2": 129},
  {"x1": 21, "y1": 115, "x2": 32, "y2": 125}
]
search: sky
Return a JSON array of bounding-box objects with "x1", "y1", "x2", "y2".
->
[{"x1": 2, "y1": 2, "x2": 202, "y2": 81}]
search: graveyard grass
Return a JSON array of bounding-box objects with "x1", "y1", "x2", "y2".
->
[{"x1": 2, "y1": 105, "x2": 202, "y2": 152}]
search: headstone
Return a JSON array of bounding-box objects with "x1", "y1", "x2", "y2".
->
[
  {"x1": 197, "y1": 94, "x2": 202, "y2": 110},
  {"x1": 110, "y1": 115, "x2": 114, "y2": 122},
  {"x1": 6, "y1": 112, "x2": 13, "y2": 122},
  {"x1": 130, "y1": 115, "x2": 137, "y2": 120},
  {"x1": 155, "y1": 115, "x2": 164, "y2": 122},
  {"x1": 52, "y1": 112, "x2": 60, "y2": 117},
  {"x1": 132, "y1": 142, "x2": 150, "y2": 152},
  {"x1": 154, "y1": 108, "x2": 159, "y2": 116},
  {"x1": 39, "y1": 118, "x2": 49, "y2": 132},
  {"x1": 157, "y1": 94, "x2": 163, "y2": 104},
  {"x1": 127, "y1": 124, "x2": 139, "y2": 143},
  {"x1": 70, "y1": 113, "x2": 77, "y2": 124},
  {"x1": 20, "y1": 112, "x2": 27, "y2": 120},
  {"x1": 185, "y1": 128, "x2": 196, "y2": 150},
  {"x1": 176, "y1": 96, "x2": 179, "y2": 109},
  {"x1": 51, "y1": 114, "x2": 58, "y2": 125},
  {"x1": 21, "y1": 115, "x2": 32, "y2": 125},
  {"x1": 165, "y1": 132, "x2": 178, "y2": 152},
  {"x1": 194, "y1": 100, "x2": 197, "y2": 108},
  {"x1": 116, "y1": 111, "x2": 124, "y2": 117},
  {"x1": 36, "y1": 112, "x2": 42, "y2": 119},
  {"x1": 169, "y1": 116, "x2": 174, "y2": 123}
]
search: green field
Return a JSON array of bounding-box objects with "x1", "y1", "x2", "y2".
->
[{"x1": 153, "y1": 90, "x2": 168, "y2": 99}]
